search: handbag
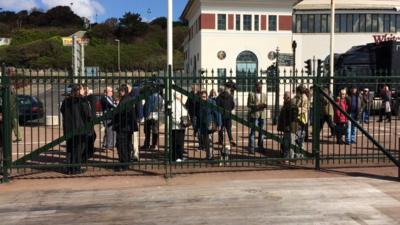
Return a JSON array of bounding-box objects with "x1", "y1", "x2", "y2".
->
[{"x1": 385, "y1": 101, "x2": 391, "y2": 113}]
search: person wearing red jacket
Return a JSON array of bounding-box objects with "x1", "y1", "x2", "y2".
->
[{"x1": 334, "y1": 89, "x2": 348, "y2": 144}]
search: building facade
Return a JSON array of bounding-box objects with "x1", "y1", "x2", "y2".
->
[{"x1": 181, "y1": 0, "x2": 400, "y2": 81}]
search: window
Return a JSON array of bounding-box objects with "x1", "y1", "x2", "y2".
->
[
  {"x1": 366, "y1": 14, "x2": 372, "y2": 32},
  {"x1": 315, "y1": 14, "x2": 321, "y2": 32},
  {"x1": 359, "y1": 14, "x2": 366, "y2": 32},
  {"x1": 269, "y1": 15, "x2": 277, "y2": 31},
  {"x1": 308, "y1": 15, "x2": 315, "y2": 32},
  {"x1": 384, "y1": 14, "x2": 390, "y2": 32},
  {"x1": 218, "y1": 14, "x2": 226, "y2": 30},
  {"x1": 243, "y1": 15, "x2": 252, "y2": 31},
  {"x1": 296, "y1": 15, "x2": 301, "y2": 33},
  {"x1": 390, "y1": 15, "x2": 396, "y2": 32},
  {"x1": 372, "y1": 14, "x2": 378, "y2": 32},
  {"x1": 217, "y1": 69, "x2": 226, "y2": 88},
  {"x1": 340, "y1": 14, "x2": 347, "y2": 32},
  {"x1": 236, "y1": 51, "x2": 258, "y2": 92},
  {"x1": 353, "y1": 14, "x2": 360, "y2": 32},
  {"x1": 254, "y1": 15, "x2": 259, "y2": 31},
  {"x1": 301, "y1": 15, "x2": 308, "y2": 33},
  {"x1": 397, "y1": 15, "x2": 400, "y2": 32},
  {"x1": 236, "y1": 15, "x2": 241, "y2": 30},
  {"x1": 378, "y1": 14, "x2": 384, "y2": 32},
  {"x1": 346, "y1": 14, "x2": 353, "y2": 32},
  {"x1": 321, "y1": 14, "x2": 328, "y2": 32},
  {"x1": 335, "y1": 14, "x2": 340, "y2": 32}
]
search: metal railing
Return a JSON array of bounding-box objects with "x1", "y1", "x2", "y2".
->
[{"x1": 1, "y1": 64, "x2": 399, "y2": 181}]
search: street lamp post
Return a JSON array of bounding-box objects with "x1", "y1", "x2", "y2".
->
[
  {"x1": 115, "y1": 39, "x2": 120, "y2": 72},
  {"x1": 273, "y1": 47, "x2": 280, "y2": 125},
  {"x1": 292, "y1": 40, "x2": 297, "y2": 92}
]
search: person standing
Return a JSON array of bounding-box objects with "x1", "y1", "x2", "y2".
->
[
  {"x1": 197, "y1": 91, "x2": 221, "y2": 160},
  {"x1": 293, "y1": 85, "x2": 309, "y2": 149},
  {"x1": 184, "y1": 84, "x2": 199, "y2": 137},
  {"x1": 10, "y1": 86, "x2": 21, "y2": 142},
  {"x1": 171, "y1": 91, "x2": 189, "y2": 162},
  {"x1": 82, "y1": 86, "x2": 97, "y2": 162},
  {"x1": 320, "y1": 87, "x2": 335, "y2": 137},
  {"x1": 216, "y1": 84, "x2": 236, "y2": 147},
  {"x1": 142, "y1": 84, "x2": 164, "y2": 150},
  {"x1": 247, "y1": 82, "x2": 268, "y2": 152},
  {"x1": 360, "y1": 88, "x2": 372, "y2": 123},
  {"x1": 378, "y1": 85, "x2": 392, "y2": 122},
  {"x1": 345, "y1": 87, "x2": 361, "y2": 144},
  {"x1": 101, "y1": 87, "x2": 117, "y2": 151},
  {"x1": 334, "y1": 90, "x2": 348, "y2": 145},
  {"x1": 61, "y1": 84, "x2": 92, "y2": 174},
  {"x1": 277, "y1": 91, "x2": 298, "y2": 159},
  {"x1": 127, "y1": 84, "x2": 142, "y2": 161},
  {"x1": 113, "y1": 85, "x2": 138, "y2": 171}
]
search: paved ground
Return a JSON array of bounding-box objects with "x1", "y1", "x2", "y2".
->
[{"x1": 1, "y1": 169, "x2": 399, "y2": 225}]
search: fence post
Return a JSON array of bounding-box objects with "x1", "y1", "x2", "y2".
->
[
  {"x1": 1, "y1": 63, "x2": 12, "y2": 182},
  {"x1": 164, "y1": 65, "x2": 173, "y2": 178},
  {"x1": 312, "y1": 66, "x2": 321, "y2": 170},
  {"x1": 273, "y1": 47, "x2": 280, "y2": 125}
]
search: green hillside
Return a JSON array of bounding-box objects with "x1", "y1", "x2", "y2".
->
[{"x1": 0, "y1": 7, "x2": 187, "y2": 70}]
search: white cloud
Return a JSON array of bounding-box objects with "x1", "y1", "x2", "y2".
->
[
  {"x1": 0, "y1": 0, "x2": 38, "y2": 11},
  {"x1": 41, "y1": 0, "x2": 105, "y2": 21}
]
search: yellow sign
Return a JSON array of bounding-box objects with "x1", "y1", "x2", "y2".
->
[{"x1": 62, "y1": 37, "x2": 89, "y2": 46}]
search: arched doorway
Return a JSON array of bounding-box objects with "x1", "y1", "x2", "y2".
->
[{"x1": 236, "y1": 51, "x2": 258, "y2": 92}]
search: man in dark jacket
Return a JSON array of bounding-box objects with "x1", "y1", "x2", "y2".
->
[
  {"x1": 278, "y1": 91, "x2": 298, "y2": 159},
  {"x1": 113, "y1": 84, "x2": 138, "y2": 171},
  {"x1": 345, "y1": 87, "x2": 361, "y2": 144},
  {"x1": 82, "y1": 86, "x2": 97, "y2": 162},
  {"x1": 216, "y1": 85, "x2": 236, "y2": 146},
  {"x1": 61, "y1": 84, "x2": 92, "y2": 174},
  {"x1": 184, "y1": 84, "x2": 199, "y2": 136}
]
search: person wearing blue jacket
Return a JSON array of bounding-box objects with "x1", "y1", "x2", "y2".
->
[
  {"x1": 197, "y1": 90, "x2": 221, "y2": 160},
  {"x1": 142, "y1": 85, "x2": 164, "y2": 150}
]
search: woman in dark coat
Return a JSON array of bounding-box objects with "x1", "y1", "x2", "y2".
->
[
  {"x1": 61, "y1": 84, "x2": 92, "y2": 174},
  {"x1": 113, "y1": 84, "x2": 138, "y2": 171}
]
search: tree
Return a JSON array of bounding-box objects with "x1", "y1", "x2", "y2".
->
[
  {"x1": 43, "y1": 6, "x2": 83, "y2": 27},
  {"x1": 87, "y1": 23, "x2": 116, "y2": 41},
  {"x1": 104, "y1": 17, "x2": 118, "y2": 29},
  {"x1": 150, "y1": 17, "x2": 167, "y2": 29},
  {"x1": 117, "y1": 12, "x2": 148, "y2": 41}
]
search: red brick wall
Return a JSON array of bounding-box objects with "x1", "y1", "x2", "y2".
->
[
  {"x1": 279, "y1": 15, "x2": 292, "y2": 31},
  {"x1": 228, "y1": 14, "x2": 234, "y2": 30},
  {"x1": 261, "y1": 15, "x2": 267, "y2": 30},
  {"x1": 200, "y1": 13, "x2": 215, "y2": 29}
]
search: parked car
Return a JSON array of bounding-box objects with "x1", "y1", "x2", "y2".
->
[{"x1": 17, "y1": 95, "x2": 44, "y2": 124}]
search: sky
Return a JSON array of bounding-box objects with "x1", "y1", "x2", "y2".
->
[{"x1": 0, "y1": 0, "x2": 189, "y2": 22}]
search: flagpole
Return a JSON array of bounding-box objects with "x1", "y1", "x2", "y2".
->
[{"x1": 167, "y1": 0, "x2": 173, "y2": 69}]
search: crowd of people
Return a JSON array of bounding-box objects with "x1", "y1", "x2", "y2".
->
[
  {"x1": 278, "y1": 84, "x2": 393, "y2": 159},
  {"x1": 2, "y1": 78, "x2": 393, "y2": 174}
]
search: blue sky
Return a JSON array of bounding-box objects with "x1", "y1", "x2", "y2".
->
[
  {"x1": 97, "y1": 0, "x2": 189, "y2": 22},
  {"x1": 0, "y1": 0, "x2": 189, "y2": 22}
]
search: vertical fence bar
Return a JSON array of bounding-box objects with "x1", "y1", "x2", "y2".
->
[
  {"x1": 164, "y1": 65, "x2": 173, "y2": 177},
  {"x1": 312, "y1": 72, "x2": 321, "y2": 170},
  {"x1": 1, "y1": 64, "x2": 12, "y2": 182}
]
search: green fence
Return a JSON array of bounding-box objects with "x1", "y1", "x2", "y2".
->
[{"x1": 1, "y1": 64, "x2": 399, "y2": 181}]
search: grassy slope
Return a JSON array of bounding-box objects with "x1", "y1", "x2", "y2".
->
[{"x1": 0, "y1": 26, "x2": 185, "y2": 69}]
